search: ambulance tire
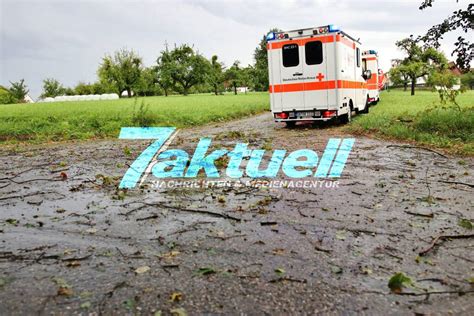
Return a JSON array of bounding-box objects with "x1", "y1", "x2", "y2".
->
[
  {"x1": 361, "y1": 97, "x2": 370, "y2": 114},
  {"x1": 340, "y1": 107, "x2": 352, "y2": 124},
  {"x1": 285, "y1": 121, "x2": 296, "y2": 128}
]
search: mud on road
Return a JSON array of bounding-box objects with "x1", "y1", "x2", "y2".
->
[{"x1": 0, "y1": 112, "x2": 473, "y2": 315}]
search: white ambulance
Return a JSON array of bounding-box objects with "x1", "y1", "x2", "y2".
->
[
  {"x1": 266, "y1": 25, "x2": 372, "y2": 127},
  {"x1": 362, "y1": 50, "x2": 380, "y2": 105}
]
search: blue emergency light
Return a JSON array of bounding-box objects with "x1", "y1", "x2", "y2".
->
[
  {"x1": 266, "y1": 32, "x2": 276, "y2": 41},
  {"x1": 328, "y1": 24, "x2": 340, "y2": 32}
]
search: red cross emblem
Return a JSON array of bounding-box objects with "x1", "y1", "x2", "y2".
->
[{"x1": 316, "y1": 73, "x2": 325, "y2": 82}]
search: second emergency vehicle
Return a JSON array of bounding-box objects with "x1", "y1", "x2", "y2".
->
[
  {"x1": 266, "y1": 25, "x2": 373, "y2": 126},
  {"x1": 362, "y1": 50, "x2": 381, "y2": 105}
]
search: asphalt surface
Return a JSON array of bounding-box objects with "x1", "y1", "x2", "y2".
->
[{"x1": 1, "y1": 112, "x2": 473, "y2": 315}]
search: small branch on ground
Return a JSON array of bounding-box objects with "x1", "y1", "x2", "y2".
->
[
  {"x1": 386, "y1": 144, "x2": 448, "y2": 159},
  {"x1": 419, "y1": 234, "x2": 474, "y2": 256}
]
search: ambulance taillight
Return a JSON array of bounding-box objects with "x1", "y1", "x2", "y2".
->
[
  {"x1": 275, "y1": 113, "x2": 289, "y2": 119},
  {"x1": 322, "y1": 110, "x2": 337, "y2": 118}
]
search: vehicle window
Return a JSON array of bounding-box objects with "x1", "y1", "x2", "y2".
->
[
  {"x1": 282, "y1": 44, "x2": 299, "y2": 67},
  {"x1": 356, "y1": 48, "x2": 360, "y2": 67},
  {"x1": 305, "y1": 41, "x2": 323, "y2": 65},
  {"x1": 362, "y1": 58, "x2": 367, "y2": 71}
]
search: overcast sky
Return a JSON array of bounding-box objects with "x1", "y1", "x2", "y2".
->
[{"x1": 0, "y1": 0, "x2": 468, "y2": 99}]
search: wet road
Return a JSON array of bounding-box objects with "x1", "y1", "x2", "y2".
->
[{"x1": 1, "y1": 113, "x2": 473, "y2": 315}]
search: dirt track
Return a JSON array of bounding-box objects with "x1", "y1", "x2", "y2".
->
[{"x1": 1, "y1": 112, "x2": 473, "y2": 315}]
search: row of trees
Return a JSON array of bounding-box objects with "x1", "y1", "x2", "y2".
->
[
  {"x1": 0, "y1": 31, "x2": 271, "y2": 103},
  {"x1": 38, "y1": 35, "x2": 271, "y2": 99}
]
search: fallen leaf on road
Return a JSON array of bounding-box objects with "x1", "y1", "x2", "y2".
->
[
  {"x1": 170, "y1": 292, "x2": 183, "y2": 302},
  {"x1": 274, "y1": 268, "x2": 285, "y2": 276},
  {"x1": 135, "y1": 266, "x2": 150, "y2": 274},
  {"x1": 388, "y1": 272, "x2": 413, "y2": 293},
  {"x1": 195, "y1": 267, "x2": 216, "y2": 276}
]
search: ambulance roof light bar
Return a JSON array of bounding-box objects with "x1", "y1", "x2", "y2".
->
[
  {"x1": 266, "y1": 32, "x2": 276, "y2": 41},
  {"x1": 328, "y1": 24, "x2": 340, "y2": 32}
]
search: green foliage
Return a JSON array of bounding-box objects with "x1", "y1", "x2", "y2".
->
[
  {"x1": 135, "y1": 67, "x2": 161, "y2": 97},
  {"x1": 225, "y1": 61, "x2": 241, "y2": 94},
  {"x1": 427, "y1": 70, "x2": 464, "y2": 108},
  {"x1": 388, "y1": 272, "x2": 414, "y2": 293},
  {"x1": 131, "y1": 99, "x2": 156, "y2": 126},
  {"x1": 461, "y1": 71, "x2": 474, "y2": 90},
  {"x1": 98, "y1": 48, "x2": 143, "y2": 97},
  {"x1": 253, "y1": 28, "x2": 280, "y2": 91},
  {"x1": 419, "y1": 1, "x2": 473, "y2": 71},
  {"x1": 388, "y1": 62, "x2": 410, "y2": 90},
  {"x1": 392, "y1": 36, "x2": 448, "y2": 95},
  {"x1": 0, "y1": 93, "x2": 269, "y2": 142},
  {"x1": 347, "y1": 90, "x2": 474, "y2": 155},
  {"x1": 40, "y1": 78, "x2": 65, "y2": 98},
  {"x1": 155, "y1": 49, "x2": 175, "y2": 97},
  {"x1": 155, "y1": 44, "x2": 210, "y2": 96},
  {"x1": 0, "y1": 86, "x2": 18, "y2": 104},
  {"x1": 208, "y1": 55, "x2": 225, "y2": 95},
  {"x1": 74, "y1": 82, "x2": 109, "y2": 95},
  {"x1": 458, "y1": 218, "x2": 473, "y2": 230},
  {"x1": 9, "y1": 79, "x2": 29, "y2": 102}
]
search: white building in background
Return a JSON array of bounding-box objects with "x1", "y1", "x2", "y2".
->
[{"x1": 236, "y1": 87, "x2": 249, "y2": 93}]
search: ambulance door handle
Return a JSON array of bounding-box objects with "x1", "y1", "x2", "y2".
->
[{"x1": 293, "y1": 72, "x2": 303, "y2": 76}]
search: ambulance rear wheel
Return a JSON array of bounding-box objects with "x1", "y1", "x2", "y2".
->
[
  {"x1": 361, "y1": 97, "x2": 370, "y2": 114},
  {"x1": 285, "y1": 121, "x2": 296, "y2": 128},
  {"x1": 340, "y1": 108, "x2": 352, "y2": 124}
]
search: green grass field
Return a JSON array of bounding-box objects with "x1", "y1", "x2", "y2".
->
[
  {"x1": 349, "y1": 90, "x2": 474, "y2": 155},
  {"x1": 0, "y1": 93, "x2": 269, "y2": 143},
  {"x1": 1, "y1": 90, "x2": 473, "y2": 154}
]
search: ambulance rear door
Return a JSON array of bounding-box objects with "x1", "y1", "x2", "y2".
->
[
  {"x1": 302, "y1": 38, "x2": 329, "y2": 111},
  {"x1": 279, "y1": 40, "x2": 305, "y2": 112}
]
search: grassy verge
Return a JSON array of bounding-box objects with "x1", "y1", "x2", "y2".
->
[
  {"x1": 0, "y1": 93, "x2": 269, "y2": 143},
  {"x1": 348, "y1": 90, "x2": 474, "y2": 155}
]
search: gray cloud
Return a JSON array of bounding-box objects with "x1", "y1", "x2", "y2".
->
[{"x1": 0, "y1": 0, "x2": 467, "y2": 98}]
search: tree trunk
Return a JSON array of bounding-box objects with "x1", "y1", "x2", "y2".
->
[
  {"x1": 127, "y1": 88, "x2": 132, "y2": 98},
  {"x1": 233, "y1": 84, "x2": 237, "y2": 95},
  {"x1": 164, "y1": 88, "x2": 168, "y2": 97},
  {"x1": 214, "y1": 84, "x2": 218, "y2": 96},
  {"x1": 403, "y1": 82, "x2": 407, "y2": 91},
  {"x1": 410, "y1": 78, "x2": 416, "y2": 96}
]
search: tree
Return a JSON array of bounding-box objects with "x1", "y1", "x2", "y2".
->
[
  {"x1": 208, "y1": 55, "x2": 225, "y2": 95},
  {"x1": 225, "y1": 61, "x2": 241, "y2": 95},
  {"x1": 239, "y1": 66, "x2": 254, "y2": 94},
  {"x1": 427, "y1": 69, "x2": 464, "y2": 109},
  {"x1": 74, "y1": 82, "x2": 95, "y2": 95},
  {"x1": 389, "y1": 61, "x2": 410, "y2": 91},
  {"x1": 9, "y1": 79, "x2": 29, "y2": 102},
  {"x1": 393, "y1": 36, "x2": 448, "y2": 95},
  {"x1": 135, "y1": 67, "x2": 161, "y2": 96},
  {"x1": 155, "y1": 49, "x2": 174, "y2": 97},
  {"x1": 73, "y1": 82, "x2": 110, "y2": 95},
  {"x1": 156, "y1": 44, "x2": 210, "y2": 96},
  {"x1": 419, "y1": 1, "x2": 473, "y2": 72},
  {"x1": 41, "y1": 78, "x2": 65, "y2": 98},
  {"x1": 0, "y1": 86, "x2": 17, "y2": 104},
  {"x1": 461, "y1": 71, "x2": 474, "y2": 90},
  {"x1": 253, "y1": 28, "x2": 280, "y2": 91},
  {"x1": 98, "y1": 48, "x2": 143, "y2": 98}
]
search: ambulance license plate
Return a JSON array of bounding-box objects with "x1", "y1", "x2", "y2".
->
[{"x1": 296, "y1": 111, "x2": 320, "y2": 118}]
